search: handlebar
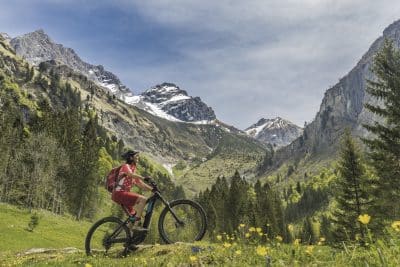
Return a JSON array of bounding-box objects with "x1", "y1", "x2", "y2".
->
[{"x1": 144, "y1": 177, "x2": 159, "y2": 192}]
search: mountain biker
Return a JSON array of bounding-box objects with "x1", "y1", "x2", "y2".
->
[{"x1": 111, "y1": 150, "x2": 153, "y2": 227}]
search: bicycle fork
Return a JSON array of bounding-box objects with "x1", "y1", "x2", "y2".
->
[{"x1": 156, "y1": 192, "x2": 185, "y2": 226}]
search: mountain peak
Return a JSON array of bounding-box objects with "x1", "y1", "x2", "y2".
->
[
  {"x1": 22, "y1": 29, "x2": 51, "y2": 41},
  {"x1": 10, "y1": 29, "x2": 130, "y2": 96},
  {"x1": 130, "y1": 83, "x2": 216, "y2": 123},
  {"x1": 146, "y1": 83, "x2": 185, "y2": 95},
  {"x1": 245, "y1": 117, "x2": 302, "y2": 147}
]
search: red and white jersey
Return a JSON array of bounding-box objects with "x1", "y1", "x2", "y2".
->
[{"x1": 115, "y1": 163, "x2": 140, "y2": 192}]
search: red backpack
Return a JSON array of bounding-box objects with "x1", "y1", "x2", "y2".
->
[{"x1": 105, "y1": 166, "x2": 122, "y2": 193}]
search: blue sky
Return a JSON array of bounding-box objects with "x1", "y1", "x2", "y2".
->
[{"x1": 1, "y1": 1, "x2": 400, "y2": 129}]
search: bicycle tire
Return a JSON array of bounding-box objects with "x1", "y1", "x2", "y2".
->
[
  {"x1": 85, "y1": 216, "x2": 130, "y2": 256},
  {"x1": 158, "y1": 199, "x2": 207, "y2": 244}
]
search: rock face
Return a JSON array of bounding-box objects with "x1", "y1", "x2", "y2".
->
[
  {"x1": 127, "y1": 83, "x2": 216, "y2": 122},
  {"x1": 270, "y1": 19, "x2": 400, "y2": 168},
  {"x1": 245, "y1": 117, "x2": 303, "y2": 148},
  {"x1": 0, "y1": 32, "x2": 11, "y2": 43},
  {"x1": 9, "y1": 29, "x2": 131, "y2": 97}
]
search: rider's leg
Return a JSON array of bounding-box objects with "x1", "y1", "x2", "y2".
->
[
  {"x1": 133, "y1": 195, "x2": 147, "y2": 226},
  {"x1": 112, "y1": 191, "x2": 139, "y2": 217}
]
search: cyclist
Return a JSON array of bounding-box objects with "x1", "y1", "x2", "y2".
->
[{"x1": 112, "y1": 150, "x2": 153, "y2": 228}]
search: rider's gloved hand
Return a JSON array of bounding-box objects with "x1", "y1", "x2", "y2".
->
[{"x1": 144, "y1": 176, "x2": 151, "y2": 183}]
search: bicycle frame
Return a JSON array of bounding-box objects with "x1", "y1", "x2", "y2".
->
[
  {"x1": 139, "y1": 191, "x2": 185, "y2": 228},
  {"x1": 107, "y1": 191, "x2": 184, "y2": 245}
]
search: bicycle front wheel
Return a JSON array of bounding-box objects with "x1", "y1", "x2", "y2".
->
[
  {"x1": 85, "y1": 216, "x2": 130, "y2": 256},
  {"x1": 158, "y1": 199, "x2": 207, "y2": 244}
]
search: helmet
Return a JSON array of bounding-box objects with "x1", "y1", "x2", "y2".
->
[{"x1": 121, "y1": 150, "x2": 139, "y2": 160}]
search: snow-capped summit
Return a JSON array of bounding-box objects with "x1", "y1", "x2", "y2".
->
[
  {"x1": 245, "y1": 117, "x2": 303, "y2": 147},
  {"x1": 126, "y1": 83, "x2": 216, "y2": 123}
]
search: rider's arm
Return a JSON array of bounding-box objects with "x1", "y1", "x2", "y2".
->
[
  {"x1": 135, "y1": 177, "x2": 153, "y2": 191},
  {"x1": 125, "y1": 172, "x2": 153, "y2": 191}
]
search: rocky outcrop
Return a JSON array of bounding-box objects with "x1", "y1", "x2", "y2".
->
[
  {"x1": 268, "y1": 19, "x2": 400, "y2": 169},
  {"x1": 245, "y1": 117, "x2": 303, "y2": 148}
]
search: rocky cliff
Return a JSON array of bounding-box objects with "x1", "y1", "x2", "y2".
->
[{"x1": 268, "y1": 19, "x2": 400, "y2": 169}]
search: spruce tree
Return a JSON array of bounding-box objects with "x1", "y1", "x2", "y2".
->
[
  {"x1": 332, "y1": 131, "x2": 370, "y2": 242},
  {"x1": 363, "y1": 39, "x2": 400, "y2": 224},
  {"x1": 227, "y1": 171, "x2": 248, "y2": 232},
  {"x1": 75, "y1": 115, "x2": 100, "y2": 219}
]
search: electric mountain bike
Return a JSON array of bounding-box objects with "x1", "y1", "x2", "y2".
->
[{"x1": 85, "y1": 178, "x2": 207, "y2": 256}]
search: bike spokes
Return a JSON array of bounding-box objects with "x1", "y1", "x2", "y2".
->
[
  {"x1": 88, "y1": 219, "x2": 129, "y2": 257},
  {"x1": 161, "y1": 203, "x2": 204, "y2": 243}
]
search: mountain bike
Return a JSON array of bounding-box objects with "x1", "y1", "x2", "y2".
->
[{"x1": 85, "y1": 178, "x2": 207, "y2": 256}]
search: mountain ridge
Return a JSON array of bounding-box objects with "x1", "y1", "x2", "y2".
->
[
  {"x1": 9, "y1": 30, "x2": 220, "y2": 125},
  {"x1": 10, "y1": 29, "x2": 131, "y2": 98}
]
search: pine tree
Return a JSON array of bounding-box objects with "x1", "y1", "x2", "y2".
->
[
  {"x1": 75, "y1": 115, "x2": 100, "y2": 219},
  {"x1": 227, "y1": 171, "x2": 248, "y2": 232},
  {"x1": 332, "y1": 131, "x2": 370, "y2": 242},
  {"x1": 209, "y1": 176, "x2": 229, "y2": 233},
  {"x1": 363, "y1": 39, "x2": 400, "y2": 225}
]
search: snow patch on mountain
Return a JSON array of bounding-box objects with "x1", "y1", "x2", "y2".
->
[
  {"x1": 245, "y1": 117, "x2": 303, "y2": 147},
  {"x1": 131, "y1": 83, "x2": 216, "y2": 123}
]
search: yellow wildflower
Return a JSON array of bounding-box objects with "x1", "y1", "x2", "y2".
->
[
  {"x1": 223, "y1": 242, "x2": 232, "y2": 248},
  {"x1": 305, "y1": 245, "x2": 314, "y2": 255},
  {"x1": 319, "y1": 237, "x2": 326, "y2": 242},
  {"x1": 258, "y1": 232, "x2": 263, "y2": 236},
  {"x1": 288, "y1": 224, "x2": 294, "y2": 232},
  {"x1": 276, "y1": 235, "x2": 283, "y2": 242},
  {"x1": 235, "y1": 250, "x2": 242, "y2": 255},
  {"x1": 256, "y1": 245, "x2": 268, "y2": 256},
  {"x1": 256, "y1": 227, "x2": 262, "y2": 233},
  {"x1": 245, "y1": 233, "x2": 251, "y2": 238},
  {"x1": 190, "y1": 256, "x2": 197, "y2": 262},
  {"x1": 239, "y1": 223, "x2": 245, "y2": 228},
  {"x1": 216, "y1": 235, "x2": 222, "y2": 241},
  {"x1": 249, "y1": 227, "x2": 256, "y2": 232},
  {"x1": 391, "y1": 221, "x2": 400, "y2": 232},
  {"x1": 293, "y1": 239, "x2": 301, "y2": 246},
  {"x1": 85, "y1": 264, "x2": 92, "y2": 267},
  {"x1": 358, "y1": 214, "x2": 371, "y2": 225}
]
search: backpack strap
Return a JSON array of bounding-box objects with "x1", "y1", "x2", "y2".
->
[{"x1": 113, "y1": 165, "x2": 125, "y2": 191}]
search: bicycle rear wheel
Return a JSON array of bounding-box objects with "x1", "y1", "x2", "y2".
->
[
  {"x1": 85, "y1": 216, "x2": 130, "y2": 256},
  {"x1": 158, "y1": 199, "x2": 207, "y2": 244}
]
